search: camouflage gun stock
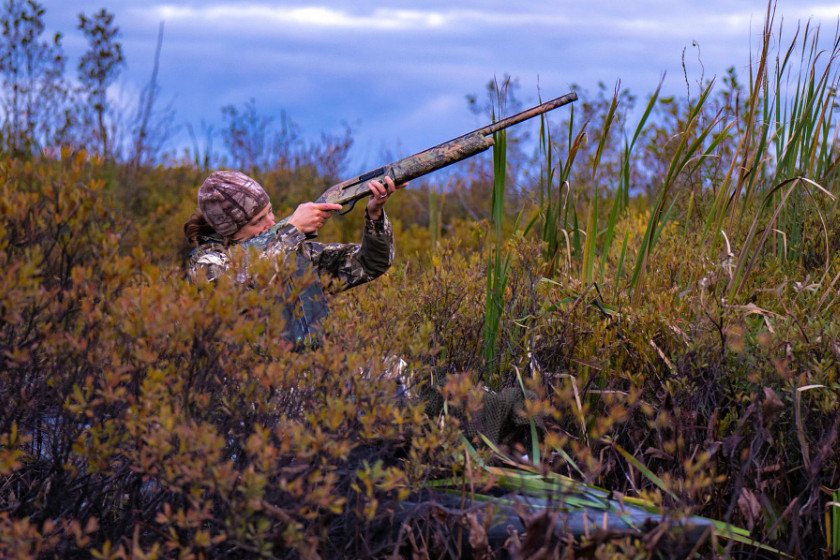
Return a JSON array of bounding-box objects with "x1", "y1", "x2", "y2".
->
[{"x1": 243, "y1": 91, "x2": 578, "y2": 249}]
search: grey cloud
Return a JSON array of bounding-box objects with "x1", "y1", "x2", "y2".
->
[{"x1": 38, "y1": 0, "x2": 840, "y2": 172}]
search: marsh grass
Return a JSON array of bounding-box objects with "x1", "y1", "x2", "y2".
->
[{"x1": 486, "y1": 1, "x2": 840, "y2": 555}]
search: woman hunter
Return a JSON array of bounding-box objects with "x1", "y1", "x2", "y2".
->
[{"x1": 184, "y1": 170, "x2": 402, "y2": 349}]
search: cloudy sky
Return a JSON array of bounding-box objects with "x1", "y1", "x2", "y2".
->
[{"x1": 42, "y1": 1, "x2": 839, "y2": 170}]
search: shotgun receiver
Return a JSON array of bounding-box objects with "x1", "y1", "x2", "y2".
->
[{"x1": 244, "y1": 91, "x2": 577, "y2": 248}]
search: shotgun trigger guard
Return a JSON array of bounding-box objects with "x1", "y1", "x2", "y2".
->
[{"x1": 338, "y1": 198, "x2": 357, "y2": 215}]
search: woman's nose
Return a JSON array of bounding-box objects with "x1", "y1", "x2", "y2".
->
[{"x1": 261, "y1": 214, "x2": 275, "y2": 232}]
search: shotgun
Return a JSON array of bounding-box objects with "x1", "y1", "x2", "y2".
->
[{"x1": 243, "y1": 91, "x2": 577, "y2": 249}]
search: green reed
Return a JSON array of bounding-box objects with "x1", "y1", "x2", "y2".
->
[
  {"x1": 704, "y1": 8, "x2": 839, "y2": 291},
  {"x1": 482, "y1": 126, "x2": 509, "y2": 379},
  {"x1": 601, "y1": 80, "x2": 661, "y2": 290}
]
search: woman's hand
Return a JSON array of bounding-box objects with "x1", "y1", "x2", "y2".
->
[
  {"x1": 288, "y1": 202, "x2": 343, "y2": 234},
  {"x1": 366, "y1": 176, "x2": 406, "y2": 220}
]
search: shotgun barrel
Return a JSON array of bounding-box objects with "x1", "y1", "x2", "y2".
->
[{"x1": 315, "y1": 91, "x2": 578, "y2": 210}]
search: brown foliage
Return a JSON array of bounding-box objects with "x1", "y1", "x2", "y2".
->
[{"x1": 0, "y1": 145, "x2": 837, "y2": 558}]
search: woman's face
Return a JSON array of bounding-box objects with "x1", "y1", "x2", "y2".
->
[{"x1": 233, "y1": 203, "x2": 275, "y2": 241}]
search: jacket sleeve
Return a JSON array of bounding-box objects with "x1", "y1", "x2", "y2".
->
[
  {"x1": 259, "y1": 223, "x2": 309, "y2": 259},
  {"x1": 302, "y1": 211, "x2": 394, "y2": 292}
]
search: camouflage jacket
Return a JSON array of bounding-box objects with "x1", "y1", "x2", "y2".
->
[{"x1": 188, "y1": 212, "x2": 394, "y2": 347}]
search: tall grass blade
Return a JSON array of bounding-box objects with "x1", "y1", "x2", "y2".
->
[
  {"x1": 612, "y1": 441, "x2": 678, "y2": 501},
  {"x1": 597, "y1": 83, "x2": 662, "y2": 287},
  {"x1": 582, "y1": 185, "x2": 598, "y2": 285},
  {"x1": 550, "y1": 442, "x2": 586, "y2": 480},
  {"x1": 537, "y1": 99, "x2": 561, "y2": 274},
  {"x1": 613, "y1": 231, "x2": 629, "y2": 299},
  {"x1": 631, "y1": 81, "x2": 717, "y2": 303},
  {"x1": 483, "y1": 125, "x2": 509, "y2": 378},
  {"x1": 571, "y1": 208, "x2": 582, "y2": 261},
  {"x1": 491, "y1": 130, "x2": 507, "y2": 240},
  {"x1": 599, "y1": 180, "x2": 622, "y2": 284},
  {"x1": 710, "y1": 520, "x2": 793, "y2": 558},
  {"x1": 591, "y1": 83, "x2": 620, "y2": 179},
  {"x1": 513, "y1": 367, "x2": 541, "y2": 465},
  {"x1": 831, "y1": 487, "x2": 840, "y2": 555}
]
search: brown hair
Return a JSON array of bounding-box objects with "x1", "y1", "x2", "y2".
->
[{"x1": 183, "y1": 211, "x2": 221, "y2": 246}]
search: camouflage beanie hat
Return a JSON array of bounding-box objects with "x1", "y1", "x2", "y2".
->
[{"x1": 197, "y1": 170, "x2": 270, "y2": 238}]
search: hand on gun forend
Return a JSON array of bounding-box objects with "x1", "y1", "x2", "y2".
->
[{"x1": 365, "y1": 176, "x2": 406, "y2": 220}]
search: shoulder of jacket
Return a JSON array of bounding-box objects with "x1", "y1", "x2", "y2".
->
[{"x1": 189, "y1": 242, "x2": 229, "y2": 266}]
